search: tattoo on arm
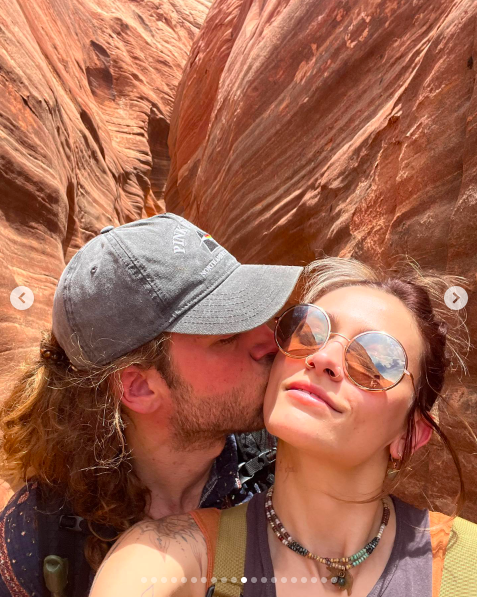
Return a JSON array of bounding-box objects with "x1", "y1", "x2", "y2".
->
[
  {"x1": 136, "y1": 515, "x2": 205, "y2": 568},
  {"x1": 90, "y1": 515, "x2": 205, "y2": 593}
]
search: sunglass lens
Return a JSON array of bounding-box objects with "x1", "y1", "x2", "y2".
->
[
  {"x1": 276, "y1": 305, "x2": 329, "y2": 357},
  {"x1": 346, "y1": 333, "x2": 406, "y2": 390}
]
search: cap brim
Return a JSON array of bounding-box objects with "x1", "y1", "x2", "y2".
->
[{"x1": 165, "y1": 264, "x2": 303, "y2": 335}]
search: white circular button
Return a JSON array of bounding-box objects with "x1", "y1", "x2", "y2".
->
[
  {"x1": 444, "y1": 286, "x2": 468, "y2": 311},
  {"x1": 10, "y1": 286, "x2": 34, "y2": 310}
]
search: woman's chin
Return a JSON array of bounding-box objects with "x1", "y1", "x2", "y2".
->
[{"x1": 265, "y1": 411, "x2": 326, "y2": 450}]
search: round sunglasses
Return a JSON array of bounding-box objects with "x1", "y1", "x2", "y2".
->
[{"x1": 274, "y1": 304, "x2": 416, "y2": 392}]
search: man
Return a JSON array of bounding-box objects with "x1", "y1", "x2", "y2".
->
[{"x1": 0, "y1": 213, "x2": 302, "y2": 596}]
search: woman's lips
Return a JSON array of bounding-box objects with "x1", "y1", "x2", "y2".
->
[{"x1": 285, "y1": 381, "x2": 342, "y2": 413}]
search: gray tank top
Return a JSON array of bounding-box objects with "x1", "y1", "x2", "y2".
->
[{"x1": 243, "y1": 492, "x2": 432, "y2": 597}]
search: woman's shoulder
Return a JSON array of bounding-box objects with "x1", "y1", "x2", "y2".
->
[
  {"x1": 391, "y1": 494, "x2": 431, "y2": 531},
  {"x1": 390, "y1": 497, "x2": 477, "y2": 593},
  {"x1": 393, "y1": 497, "x2": 477, "y2": 560},
  {"x1": 392, "y1": 495, "x2": 477, "y2": 538},
  {"x1": 90, "y1": 512, "x2": 209, "y2": 597},
  {"x1": 429, "y1": 510, "x2": 477, "y2": 545},
  {"x1": 428, "y1": 511, "x2": 477, "y2": 594}
]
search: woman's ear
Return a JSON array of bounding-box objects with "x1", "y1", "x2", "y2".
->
[
  {"x1": 118, "y1": 366, "x2": 169, "y2": 414},
  {"x1": 390, "y1": 414, "x2": 433, "y2": 459}
]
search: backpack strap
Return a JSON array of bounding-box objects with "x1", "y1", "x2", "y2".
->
[
  {"x1": 36, "y1": 484, "x2": 93, "y2": 596},
  {"x1": 439, "y1": 516, "x2": 477, "y2": 597},
  {"x1": 429, "y1": 511, "x2": 477, "y2": 597},
  {"x1": 191, "y1": 503, "x2": 249, "y2": 597},
  {"x1": 212, "y1": 503, "x2": 249, "y2": 596},
  {"x1": 190, "y1": 508, "x2": 221, "y2": 586},
  {"x1": 429, "y1": 511, "x2": 454, "y2": 597}
]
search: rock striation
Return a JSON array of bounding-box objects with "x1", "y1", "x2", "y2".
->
[{"x1": 0, "y1": 0, "x2": 210, "y2": 399}]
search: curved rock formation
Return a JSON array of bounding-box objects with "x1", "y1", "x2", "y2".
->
[
  {"x1": 0, "y1": 0, "x2": 210, "y2": 398},
  {"x1": 166, "y1": 0, "x2": 477, "y2": 519}
]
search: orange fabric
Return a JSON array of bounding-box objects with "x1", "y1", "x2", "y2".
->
[
  {"x1": 190, "y1": 508, "x2": 221, "y2": 586},
  {"x1": 429, "y1": 511, "x2": 454, "y2": 597}
]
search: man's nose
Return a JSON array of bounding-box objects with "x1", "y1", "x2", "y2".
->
[{"x1": 248, "y1": 324, "x2": 278, "y2": 361}]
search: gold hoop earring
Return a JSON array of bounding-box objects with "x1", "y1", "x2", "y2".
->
[
  {"x1": 305, "y1": 355, "x2": 315, "y2": 369},
  {"x1": 387, "y1": 454, "x2": 401, "y2": 477}
]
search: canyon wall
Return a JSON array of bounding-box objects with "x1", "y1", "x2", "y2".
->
[
  {"x1": 165, "y1": 0, "x2": 477, "y2": 520},
  {"x1": 0, "y1": 0, "x2": 210, "y2": 389}
]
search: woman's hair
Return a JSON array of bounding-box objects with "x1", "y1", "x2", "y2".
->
[
  {"x1": 301, "y1": 256, "x2": 471, "y2": 515},
  {"x1": 0, "y1": 330, "x2": 170, "y2": 570}
]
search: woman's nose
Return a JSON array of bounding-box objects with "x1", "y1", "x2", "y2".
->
[{"x1": 305, "y1": 339, "x2": 345, "y2": 381}]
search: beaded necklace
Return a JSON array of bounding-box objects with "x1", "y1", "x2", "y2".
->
[{"x1": 265, "y1": 486, "x2": 391, "y2": 596}]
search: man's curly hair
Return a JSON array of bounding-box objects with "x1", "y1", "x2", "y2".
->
[{"x1": 0, "y1": 330, "x2": 170, "y2": 570}]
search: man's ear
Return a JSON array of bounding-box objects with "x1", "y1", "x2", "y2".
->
[
  {"x1": 118, "y1": 366, "x2": 168, "y2": 414},
  {"x1": 390, "y1": 414, "x2": 433, "y2": 459},
  {"x1": 412, "y1": 415, "x2": 433, "y2": 452}
]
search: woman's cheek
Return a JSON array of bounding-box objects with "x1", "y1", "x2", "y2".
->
[
  {"x1": 387, "y1": 396, "x2": 410, "y2": 436},
  {"x1": 348, "y1": 390, "x2": 388, "y2": 435},
  {"x1": 358, "y1": 393, "x2": 408, "y2": 445}
]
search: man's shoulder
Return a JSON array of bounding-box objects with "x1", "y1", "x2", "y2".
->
[
  {"x1": 0, "y1": 481, "x2": 43, "y2": 596},
  {"x1": 124, "y1": 512, "x2": 205, "y2": 546},
  {"x1": 1, "y1": 479, "x2": 38, "y2": 509},
  {"x1": 90, "y1": 513, "x2": 207, "y2": 597},
  {"x1": 0, "y1": 481, "x2": 95, "y2": 596},
  {"x1": 0, "y1": 479, "x2": 40, "y2": 529}
]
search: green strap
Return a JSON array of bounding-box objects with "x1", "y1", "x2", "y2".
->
[
  {"x1": 211, "y1": 502, "x2": 249, "y2": 597},
  {"x1": 440, "y1": 516, "x2": 477, "y2": 597}
]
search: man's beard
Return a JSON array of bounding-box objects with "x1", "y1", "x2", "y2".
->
[{"x1": 161, "y1": 358, "x2": 271, "y2": 452}]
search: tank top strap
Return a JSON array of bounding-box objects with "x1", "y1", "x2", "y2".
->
[{"x1": 190, "y1": 508, "x2": 221, "y2": 586}]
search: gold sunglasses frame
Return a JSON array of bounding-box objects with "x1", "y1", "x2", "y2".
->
[{"x1": 274, "y1": 303, "x2": 416, "y2": 393}]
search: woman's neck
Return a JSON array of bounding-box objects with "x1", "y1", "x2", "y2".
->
[{"x1": 272, "y1": 441, "x2": 392, "y2": 558}]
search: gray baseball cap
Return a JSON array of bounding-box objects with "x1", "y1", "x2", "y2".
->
[{"x1": 52, "y1": 213, "x2": 302, "y2": 368}]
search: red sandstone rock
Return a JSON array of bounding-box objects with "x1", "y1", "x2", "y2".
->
[
  {"x1": 166, "y1": 0, "x2": 477, "y2": 520},
  {"x1": 0, "y1": 0, "x2": 210, "y2": 401}
]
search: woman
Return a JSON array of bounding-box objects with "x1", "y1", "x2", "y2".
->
[{"x1": 90, "y1": 257, "x2": 476, "y2": 597}]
